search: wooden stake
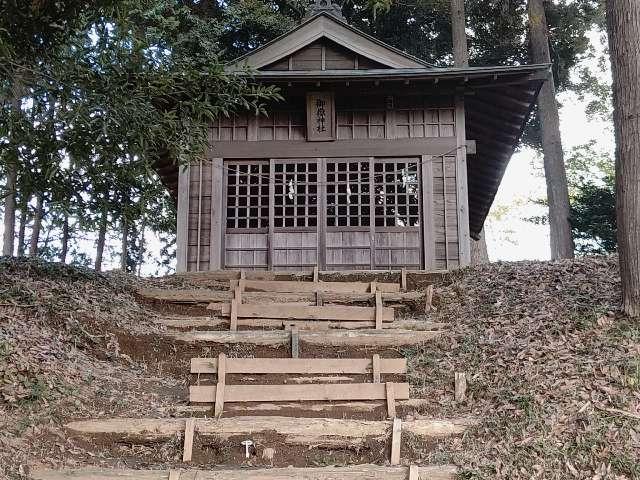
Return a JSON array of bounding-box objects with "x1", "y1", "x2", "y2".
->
[
  {"x1": 315, "y1": 291, "x2": 324, "y2": 306},
  {"x1": 424, "y1": 284, "x2": 434, "y2": 313},
  {"x1": 229, "y1": 299, "x2": 238, "y2": 331},
  {"x1": 386, "y1": 382, "x2": 396, "y2": 419},
  {"x1": 375, "y1": 291, "x2": 383, "y2": 330},
  {"x1": 401, "y1": 268, "x2": 407, "y2": 291},
  {"x1": 313, "y1": 265, "x2": 319, "y2": 283},
  {"x1": 370, "y1": 280, "x2": 377, "y2": 294},
  {"x1": 409, "y1": 465, "x2": 419, "y2": 480},
  {"x1": 234, "y1": 286, "x2": 242, "y2": 304},
  {"x1": 214, "y1": 353, "x2": 227, "y2": 417},
  {"x1": 455, "y1": 372, "x2": 467, "y2": 402},
  {"x1": 372, "y1": 354, "x2": 381, "y2": 383},
  {"x1": 169, "y1": 471, "x2": 181, "y2": 480},
  {"x1": 290, "y1": 326, "x2": 299, "y2": 359},
  {"x1": 240, "y1": 270, "x2": 246, "y2": 280},
  {"x1": 182, "y1": 418, "x2": 196, "y2": 462},
  {"x1": 390, "y1": 418, "x2": 402, "y2": 465}
]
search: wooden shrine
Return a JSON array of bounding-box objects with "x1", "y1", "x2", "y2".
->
[{"x1": 157, "y1": 0, "x2": 548, "y2": 273}]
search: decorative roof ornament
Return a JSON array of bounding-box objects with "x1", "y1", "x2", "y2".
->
[{"x1": 305, "y1": 0, "x2": 346, "y2": 21}]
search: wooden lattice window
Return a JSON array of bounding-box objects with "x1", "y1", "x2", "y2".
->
[
  {"x1": 395, "y1": 108, "x2": 455, "y2": 138},
  {"x1": 258, "y1": 111, "x2": 306, "y2": 140},
  {"x1": 273, "y1": 161, "x2": 318, "y2": 228},
  {"x1": 326, "y1": 160, "x2": 371, "y2": 227},
  {"x1": 337, "y1": 111, "x2": 385, "y2": 139},
  {"x1": 374, "y1": 160, "x2": 420, "y2": 227},
  {"x1": 210, "y1": 114, "x2": 249, "y2": 141},
  {"x1": 225, "y1": 162, "x2": 270, "y2": 230}
]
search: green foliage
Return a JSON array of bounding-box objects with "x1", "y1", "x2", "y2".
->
[
  {"x1": 570, "y1": 179, "x2": 616, "y2": 254},
  {"x1": 525, "y1": 141, "x2": 616, "y2": 255},
  {"x1": 566, "y1": 142, "x2": 616, "y2": 254},
  {"x1": 0, "y1": 0, "x2": 282, "y2": 272}
]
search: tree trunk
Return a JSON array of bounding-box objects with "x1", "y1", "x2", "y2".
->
[
  {"x1": 16, "y1": 203, "x2": 27, "y2": 257},
  {"x1": 2, "y1": 163, "x2": 17, "y2": 256},
  {"x1": 450, "y1": 0, "x2": 469, "y2": 68},
  {"x1": 60, "y1": 212, "x2": 70, "y2": 263},
  {"x1": 2, "y1": 83, "x2": 21, "y2": 257},
  {"x1": 137, "y1": 219, "x2": 146, "y2": 276},
  {"x1": 606, "y1": 0, "x2": 640, "y2": 318},
  {"x1": 95, "y1": 207, "x2": 108, "y2": 272},
  {"x1": 121, "y1": 217, "x2": 129, "y2": 272},
  {"x1": 451, "y1": 0, "x2": 482, "y2": 265},
  {"x1": 528, "y1": 0, "x2": 574, "y2": 260},
  {"x1": 470, "y1": 228, "x2": 489, "y2": 265},
  {"x1": 28, "y1": 194, "x2": 44, "y2": 257}
]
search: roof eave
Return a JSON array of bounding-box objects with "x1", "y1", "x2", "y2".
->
[{"x1": 244, "y1": 64, "x2": 550, "y2": 85}]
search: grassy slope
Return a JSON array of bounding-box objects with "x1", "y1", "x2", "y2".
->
[
  {"x1": 410, "y1": 256, "x2": 639, "y2": 479},
  {"x1": 0, "y1": 258, "x2": 181, "y2": 479},
  {"x1": 0, "y1": 256, "x2": 638, "y2": 479}
]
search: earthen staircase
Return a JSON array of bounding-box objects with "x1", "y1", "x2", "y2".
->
[{"x1": 32, "y1": 268, "x2": 472, "y2": 480}]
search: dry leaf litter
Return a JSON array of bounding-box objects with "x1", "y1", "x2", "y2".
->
[{"x1": 0, "y1": 256, "x2": 638, "y2": 479}]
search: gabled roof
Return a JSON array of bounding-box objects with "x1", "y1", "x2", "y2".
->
[{"x1": 229, "y1": 12, "x2": 433, "y2": 71}]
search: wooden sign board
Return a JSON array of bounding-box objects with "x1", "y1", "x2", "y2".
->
[{"x1": 306, "y1": 92, "x2": 335, "y2": 141}]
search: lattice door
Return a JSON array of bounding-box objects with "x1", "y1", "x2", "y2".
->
[
  {"x1": 325, "y1": 159, "x2": 373, "y2": 270},
  {"x1": 223, "y1": 161, "x2": 270, "y2": 270},
  {"x1": 222, "y1": 157, "x2": 422, "y2": 271},
  {"x1": 372, "y1": 159, "x2": 422, "y2": 269},
  {"x1": 271, "y1": 159, "x2": 319, "y2": 270}
]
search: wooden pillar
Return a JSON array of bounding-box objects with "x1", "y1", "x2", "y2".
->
[
  {"x1": 210, "y1": 157, "x2": 224, "y2": 270},
  {"x1": 451, "y1": 0, "x2": 471, "y2": 267},
  {"x1": 176, "y1": 164, "x2": 191, "y2": 273},
  {"x1": 455, "y1": 95, "x2": 471, "y2": 267},
  {"x1": 420, "y1": 155, "x2": 436, "y2": 269}
]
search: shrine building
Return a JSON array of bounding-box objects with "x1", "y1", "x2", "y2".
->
[{"x1": 160, "y1": 1, "x2": 547, "y2": 272}]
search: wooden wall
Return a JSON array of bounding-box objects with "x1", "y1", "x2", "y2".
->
[
  {"x1": 176, "y1": 94, "x2": 469, "y2": 272},
  {"x1": 432, "y1": 155, "x2": 459, "y2": 270},
  {"x1": 261, "y1": 39, "x2": 388, "y2": 71},
  {"x1": 186, "y1": 160, "x2": 213, "y2": 272}
]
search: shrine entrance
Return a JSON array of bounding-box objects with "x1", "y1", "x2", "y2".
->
[{"x1": 221, "y1": 157, "x2": 423, "y2": 271}]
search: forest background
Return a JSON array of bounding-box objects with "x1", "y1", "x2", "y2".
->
[{"x1": 0, "y1": 0, "x2": 613, "y2": 275}]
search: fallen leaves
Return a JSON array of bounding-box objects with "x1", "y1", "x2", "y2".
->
[{"x1": 410, "y1": 256, "x2": 640, "y2": 479}]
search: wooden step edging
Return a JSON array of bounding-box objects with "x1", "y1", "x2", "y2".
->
[
  {"x1": 193, "y1": 355, "x2": 405, "y2": 415},
  {"x1": 165, "y1": 398, "x2": 438, "y2": 415},
  {"x1": 140, "y1": 289, "x2": 425, "y2": 305},
  {"x1": 189, "y1": 382, "x2": 409, "y2": 405},
  {"x1": 190, "y1": 357, "x2": 407, "y2": 375},
  {"x1": 65, "y1": 416, "x2": 475, "y2": 442},
  {"x1": 155, "y1": 316, "x2": 445, "y2": 331},
  {"x1": 31, "y1": 465, "x2": 458, "y2": 480},
  {"x1": 229, "y1": 279, "x2": 401, "y2": 294},
  {"x1": 65, "y1": 416, "x2": 474, "y2": 465},
  {"x1": 176, "y1": 267, "x2": 447, "y2": 282},
  {"x1": 207, "y1": 303, "x2": 395, "y2": 323},
  {"x1": 168, "y1": 329, "x2": 441, "y2": 347}
]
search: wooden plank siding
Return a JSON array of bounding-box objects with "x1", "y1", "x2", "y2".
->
[
  {"x1": 177, "y1": 95, "x2": 467, "y2": 272},
  {"x1": 261, "y1": 38, "x2": 388, "y2": 72},
  {"x1": 432, "y1": 156, "x2": 460, "y2": 270},
  {"x1": 186, "y1": 160, "x2": 213, "y2": 272}
]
